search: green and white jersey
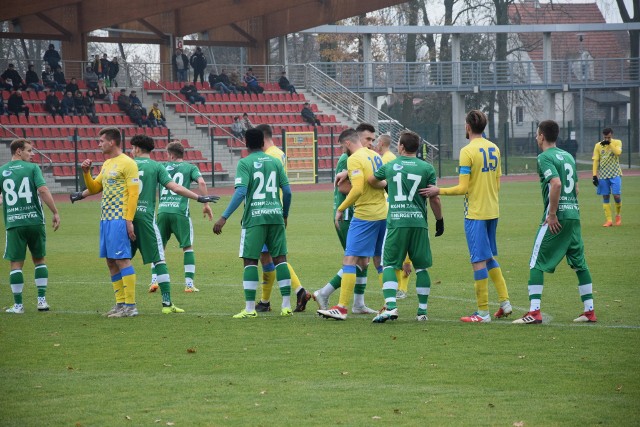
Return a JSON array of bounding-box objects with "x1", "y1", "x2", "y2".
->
[
  {"x1": 0, "y1": 160, "x2": 46, "y2": 230},
  {"x1": 537, "y1": 147, "x2": 580, "y2": 222},
  {"x1": 333, "y1": 153, "x2": 353, "y2": 221},
  {"x1": 158, "y1": 161, "x2": 202, "y2": 217},
  {"x1": 235, "y1": 151, "x2": 289, "y2": 227},
  {"x1": 134, "y1": 157, "x2": 171, "y2": 220},
  {"x1": 374, "y1": 156, "x2": 436, "y2": 229}
]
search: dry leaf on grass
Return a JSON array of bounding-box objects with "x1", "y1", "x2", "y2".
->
[
  {"x1": 186, "y1": 348, "x2": 197, "y2": 353},
  {"x1": 513, "y1": 422, "x2": 525, "y2": 427}
]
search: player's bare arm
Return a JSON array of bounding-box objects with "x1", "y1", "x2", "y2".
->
[
  {"x1": 367, "y1": 174, "x2": 387, "y2": 189},
  {"x1": 428, "y1": 195, "x2": 445, "y2": 237},
  {"x1": 213, "y1": 217, "x2": 226, "y2": 235},
  {"x1": 196, "y1": 177, "x2": 213, "y2": 220},
  {"x1": 544, "y1": 177, "x2": 562, "y2": 234},
  {"x1": 38, "y1": 186, "x2": 60, "y2": 231}
]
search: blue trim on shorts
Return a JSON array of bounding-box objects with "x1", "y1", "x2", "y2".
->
[
  {"x1": 344, "y1": 218, "x2": 387, "y2": 257},
  {"x1": 596, "y1": 176, "x2": 621, "y2": 195},
  {"x1": 99, "y1": 220, "x2": 132, "y2": 259},
  {"x1": 464, "y1": 218, "x2": 498, "y2": 263}
]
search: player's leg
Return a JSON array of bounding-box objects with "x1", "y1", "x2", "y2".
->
[
  {"x1": 8, "y1": 260, "x2": 26, "y2": 313},
  {"x1": 396, "y1": 255, "x2": 412, "y2": 299},
  {"x1": 611, "y1": 176, "x2": 622, "y2": 226},
  {"x1": 598, "y1": 179, "x2": 613, "y2": 227},
  {"x1": 373, "y1": 228, "x2": 403, "y2": 323},
  {"x1": 27, "y1": 225, "x2": 49, "y2": 311},
  {"x1": 178, "y1": 216, "x2": 197, "y2": 292},
  {"x1": 566, "y1": 221, "x2": 596, "y2": 322},
  {"x1": 461, "y1": 219, "x2": 491, "y2": 323},
  {"x1": 313, "y1": 219, "x2": 350, "y2": 308},
  {"x1": 257, "y1": 249, "x2": 275, "y2": 311},
  {"x1": 104, "y1": 220, "x2": 137, "y2": 317},
  {"x1": 408, "y1": 228, "x2": 433, "y2": 321},
  {"x1": 5, "y1": 227, "x2": 28, "y2": 313},
  {"x1": 234, "y1": 226, "x2": 264, "y2": 318},
  {"x1": 353, "y1": 219, "x2": 386, "y2": 314},
  {"x1": 484, "y1": 219, "x2": 512, "y2": 318},
  {"x1": 267, "y1": 224, "x2": 293, "y2": 316}
]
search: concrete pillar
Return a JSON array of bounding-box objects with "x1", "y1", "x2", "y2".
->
[
  {"x1": 451, "y1": 34, "x2": 465, "y2": 159},
  {"x1": 278, "y1": 35, "x2": 287, "y2": 67},
  {"x1": 360, "y1": 33, "x2": 377, "y2": 126},
  {"x1": 542, "y1": 32, "x2": 555, "y2": 120}
]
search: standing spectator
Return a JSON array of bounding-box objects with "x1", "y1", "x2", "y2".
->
[
  {"x1": 301, "y1": 102, "x2": 320, "y2": 126},
  {"x1": 117, "y1": 88, "x2": 131, "y2": 113},
  {"x1": 61, "y1": 91, "x2": 76, "y2": 116},
  {"x1": 25, "y1": 64, "x2": 44, "y2": 92},
  {"x1": 100, "y1": 54, "x2": 111, "y2": 79},
  {"x1": 1, "y1": 64, "x2": 24, "y2": 91},
  {"x1": 278, "y1": 71, "x2": 297, "y2": 94},
  {"x1": 229, "y1": 71, "x2": 246, "y2": 94},
  {"x1": 95, "y1": 78, "x2": 113, "y2": 104},
  {"x1": 128, "y1": 103, "x2": 148, "y2": 127},
  {"x1": 83, "y1": 90, "x2": 98, "y2": 122},
  {"x1": 241, "y1": 112, "x2": 253, "y2": 132},
  {"x1": 74, "y1": 91, "x2": 87, "y2": 116},
  {"x1": 172, "y1": 48, "x2": 189, "y2": 83},
  {"x1": 231, "y1": 116, "x2": 244, "y2": 139},
  {"x1": 180, "y1": 84, "x2": 205, "y2": 105},
  {"x1": 7, "y1": 91, "x2": 29, "y2": 118},
  {"x1": 208, "y1": 70, "x2": 234, "y2": 94},
  {"x1": 53, "y1": 67, "x2": 67, "y2": 92},
  {"x1": 129, "y1": 90, "x2": 146, "y2": 115},
  {"x1": 84, "y1": 66, "x2": 99, "y2": 91},
  {"x1": 91, "y1": 55, "x2": 103, "y2": 78},
  {"x1": 592, "y1": 127, "x2": 623, "y2": 227},
  {"x1": 45, "y1": 91, "x2": 62, "y2": 116},
  {"x1": 108, "y1": 57, "x2": 119, "y2": 88},
  {"x1": 148, "y1": 103, "x2": 167, "y2": 127},
  {"x1": 65, "y1": 78, "x2": 79, "y2": 95},
  {"x1": 43, "y1": 44, "x2": 61, "y2": 70},
  {"x1": 243, "y1": 70, "x2": 264, "y2": 94},
  {"x1": 190, "y1": 47, "x2": 207, "y2": 84}
]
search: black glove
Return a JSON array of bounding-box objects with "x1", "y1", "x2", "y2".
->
[
  {"x1": 600, "y1": 140, "x2": 610, "y2": 146},
  {"x1": 197, "y1": 195, "x2": 220, "y2": 203},
  {"x1": 592, "y1": 176, "x2": 599, "y2": 187},
  {"x1": 435, "y1": 218, "x2": 444, "y2": 237},
  {"x1": 69, "y1": 192, "x2": 84, "y2": 203}
]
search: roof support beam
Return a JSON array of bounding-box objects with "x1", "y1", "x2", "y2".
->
[
  {"x1": 183, "y1": 38, "x2": 253, "y2": 48},
  {"x1": 35, "y1": 12, "x2": 73, "y2": 37},
  {"x1": 137, "y1": 18, "x2": 170, "y2": 42},
  {"x1": 86, "y1": 35, "x2": 166, "y2": 44},
  {"x1": 0, "y1": 32, "x2": 71, "y2": 41},
  {"x1": 229, "y1": 23, "x2": 257, "y2": 44}
]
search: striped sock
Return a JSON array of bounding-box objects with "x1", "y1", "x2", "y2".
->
[
  {"x1": 528, "y1": 268, "x2": 544, "y2": 311},
  {"x1": 243, "y1": 265, "x2": 259, "y2": 312},
  {"x1": 10, "y1": 269, "x2": 24, "y2": 305},
  {"x1": 276, "y1": 262, "x2": 292, "y2": 309},
  {"x1": 354, "y1": 264, "x2": 368, "y2": 307},
  {"x1": 415, "y1": 269, "x2": 431, "y2": 315},
  {"x1": 577, "y1": 269, "x2": 594, "y2": 312},
  {"x1": 382, "y1": 267, "x2": 398, "y2": 310},
  {"x1": 155, "y1": 262, "x2": 172, "y2": 306},
  {"x1": 184, "y1": 250, "x2": 195, "y2": 287},
  {"x1": 35, "y1": 264, "x2": 48, "y2": 297}
]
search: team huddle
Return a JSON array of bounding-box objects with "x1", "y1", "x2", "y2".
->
[{"x1": 1, "y1": 108, "x2": 622, "y2": 323}]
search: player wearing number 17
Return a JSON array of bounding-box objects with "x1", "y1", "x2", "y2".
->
[
  {"x1": 422, "y1": 110, "x2": 511, "y2": 323},
  {"x1": 213, "y1": 129, "x2": 293, "y2": 318}
]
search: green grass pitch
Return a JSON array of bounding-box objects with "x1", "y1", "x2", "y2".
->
[{"x1": 0, "y1": 176, "x2": 638, "y2": 426}]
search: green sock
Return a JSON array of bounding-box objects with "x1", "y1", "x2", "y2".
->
[
  {"x1": 155, "y1": 262, "x2": 172, "y2": 306},
  {"x1": 35, "y1": 264, "x2": 48, "y2": 297},
  {"x1": 10, "y1": 269, "x2": 24, "y2": 305},
  {"x1": 184, "y1": 250, "x2": 195, "y2": 286},
  {"x1": 382, "y1": 267, "x2": 398, "y2": 310},
  {"x1": 329, "y1": 271, "x2": 342, "y2": 289},
  {"x1": 243, "y1": 265, "x2": 259, "y2": 304},
  {"x1": 150, "y1": 262, "x2": 157, "y2": 283},
  {"x1": 354, "y1": 264, "x2": 368, "y2": 307},
  {"x1": 415, "y1": 269, "x2": 431, "y2": 315},
  {"x1": 275, "y1": 262, "x2": 292, "y2": 309}
]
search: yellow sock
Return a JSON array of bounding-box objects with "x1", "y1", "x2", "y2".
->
[
  {"x1": 122, "y1": 273, "x2": 137, "y2": 305},
  {"x1": 473, "y1": 268, "x2": 489, "y2": 311},
  {"x1": 615, "y1": 202, "x2": 621, "y2": 215},
  {"x1": 260, "y1": 270, "x2": 276, "y2": 302},
  {"x1": 396, "y1": 269, "x2": 409, "y2": 293},
  {"x1": 112, "y1": 279, "x2": 125, "y2": 304},
  {"x1": 288, "y1": 264, "x2": 302, "y2": 293},
  {"x1": 488, "y1": 267, "x2": 509, "y2": 302},
  {"x1": 338, "y1": 270, "x2": 356, "y2": 307},
  {"x1": 603, "y1": 204, "x2": 612, "y2": 221}
]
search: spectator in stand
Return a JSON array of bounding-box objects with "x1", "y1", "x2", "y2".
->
[
  {"x1": 74, "y1": 91, "x2": 87, "y2": 116},
  {"x1": 172, "y1": 48, "x2": 189, "y2": 83},
  {"x1": 45, "y1": 91, "x2": 62, "y2": 116},
  {"x1": 53, "y1": 67, "x2": 67, "y2": 92},
  {"x1": 148, "y1": 102, "x2": 167, "y2": 128},
  {"x1": 95, "y1": 78, "x2": 113, "y2": 104},
  {"x1": 0, "y1": 94, "x2": 5, "y2": 115},
  {"x1": 190, "y1": 47, "x2": 207, "y2": 84},
  {"x1": 278, "y1": 71, "x2": 297, "y2": 94},
  {"x1": 91, "y1": 55, "x2": 102, "y2": 78},
  {"x1": 61, "y1": 91, "x2": 76, "y2": 116},
  {"x1": 128, "y1": 103, "x2": 148, "y2": 127},
  {"x1": 83, "y1": 90, "x2": 98, "y2": 122},
  {"x1": 208, "y1": 70, "x2": 235, "y2": 94},
  {"x1": 229, "y1": 71, "x2": 246, "y2": 95},
  {"x1": 108, "y1": 57, "x2": 119, "y2": 88},
  {"x1": 1, "y1": 64, "x2": 25, "y2": 91},
  {"x1": 43, "y1": 44, "x2": 61, "y2": 70},
  {"x1": 231, "y1": 116, "x2": 244, "y2": 139},
  {"x1": 117, "y1": 88, "x2": 131, "y2": 113},
  {"x1": 180, "y1": 84, "x2": 205, "y2": 105},
  {"x1": 243, "y1": 69, "x2": 264, "y2": 94},
  {"x1": 42, "y1": 66, "x2": 62, "y2": 92},
  {"x1": 0, "y1": 78, "x2": 13, "y2": 91},
  {"x1": 301, "y1": 102, "x2": 320, "y2": 126},
  {"x1": 84, "y1": 66, "x2": 99, "y2": 91},
  {"x1": 26, "y1": 64, "x2": 44, "y2": 93},
  {"x1": 129, "y1": 90, "x2": 146, "y2": 115},
  {"x1": 7, "y1": 90, "x2": 29, "y2": 118},
  {"x1": 100, "y1": 54, "x2": 110, "y2": 79},
  {"x1": 65, "y1": 77, "x2": 79, "y2": 95},
  {"x1": 242, "y1": 112, "x2": 253, "y2": 132}
]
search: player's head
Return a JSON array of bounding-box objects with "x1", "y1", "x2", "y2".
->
[
  {"x1": 465, "y1": 110, "x2": 487, "y2": 139},
  {"x1": 245, "y1": 128, "x2": 264, "y2": 151},
  {"x1": 376, "y1": 134, "x2": 392, "y2": 154},
  {"x1": 536, "y1": 120, "x2": 559, "y2": 148},
  {"x1": 98, "y1": 127, "x2": 122, "y2": 154},
  {"x1": 338, "y1": 128, "x2": 360, "y2": 156},
  {"x1": 602, "y1": 127, "x2": 613, "y2": 142},
  {"x1": 398, "y1": 131, "x2": 420, "y2": 155},
  {"x1": 356, "y1": 123, "x2": 376, "y2": 148},
  {"x1": 10, "y1": 138, "x2": 33, "y2": 161},
  {"x1": 130, "y1": 134, "x2": 155, "y2": 155},
  {"x1": 167, "y1": 141, "x2": 185, "y2": 160},
  {"x1": 255, "y1": 124, "x2": 273, "y2": 141}
]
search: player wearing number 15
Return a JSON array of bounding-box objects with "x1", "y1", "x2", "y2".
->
[
  {"x1": 0, "y1": 139, "x2": 60, "y2": 314},
  {"x1": 513, "y1": 120, "x2": 596, "y2": 325}
]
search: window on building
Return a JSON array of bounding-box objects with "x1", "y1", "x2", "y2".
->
[{"x1": 515, "y1": 106, "x2": 524, "y2": 124}]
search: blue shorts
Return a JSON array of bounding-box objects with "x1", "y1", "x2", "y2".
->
[
  {"x1": 99, "y1": 219, "x2": 132, "y2": 259},
  {"x1": 464, "y1": 218, "x2": 498, "y2": 263},
  {"x1": 596, "y1": 176, "x2": 621, "y2": 196},
  {"x1": 345, "y1": 218, "x2": 386, "y2": 257}
]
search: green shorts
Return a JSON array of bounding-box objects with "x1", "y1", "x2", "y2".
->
[
  {"x1": 131, "y1": 217, "x2": 165, "y2": 265},
  {"x1": 529, "y1": 219, "x2": 588, "y2": 273},
  {"x1": 4, "y1": 225, "x2": 46, "y2": 261},
  {"x1": 157, "y1": 213, "x2": 193, "y2": 248},
  {"x1": 240, "y1": 224, "x2": 287, "y2": 260},
  {"x1": 382, "y1": 227, "x2": 432, "y2": 270},
  {"x1": 335, "y1": 219, "x2": 350, "y2": 250}
]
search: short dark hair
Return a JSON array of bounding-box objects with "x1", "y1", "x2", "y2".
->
[
  {"x1": 356, "y1": 123, "x2": 375, "y2": 134},
  {"x1": 538, "y1": 120, "x2": 559, "y2": 143},
  {"x1": 245, "y1": 128, "x2": 264, "y2": 150},
  {"x1": 167, "y1": 141, "x2": 185, "y2": 158},
  {"x1": 338, "y1": 128, "x2": 358, "y2": 144},
  {"x1": 399, "y1": 131, "x2": 420, "y2": 153},
  {"x1": 466, "y1": 110, "x2": 487, "y2": 134},
  {"x1": 99, "y1": 127, "x2": 122, "y2": 147},
  {"x1": 255, "y1": 124, "x2": 273, "y2": 139},
  {"x1": 130, "y1": 134, "x2": 155, "y2": 153},
  {"x1": 602, "y1": 127, "x2": 613, "y2": 136},
  {"x1": 10, "y1": 138, "x2": 31, "y2": 155}
]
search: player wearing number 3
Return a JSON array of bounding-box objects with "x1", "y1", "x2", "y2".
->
[
  {"x1": 423, "y1": 110, "x2": 511, "y2": 323},
  {"x1": 513, "y1": 120, "x2": 596, "y2": 324}
]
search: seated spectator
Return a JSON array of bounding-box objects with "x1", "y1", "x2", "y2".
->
[
  {"x1": 219, "y1": 69, "x2": 242, "y2": 94},
  {"x1": 65, "y1": 78, "x2": 79, "y2": 95},
  {"x1": 25, "y1": 64, "x2": 44, "y2": 92},
  {"x1": 180, "y1": 84, "x2": 205, "y2": 105},
  {"x1": 61, "y1": 91, "x2": 76, "y2": 116},
  {"x1": 208, "y1": 70, "x2": 235, "y2": 94},
  {"x1": 7, "y1": 90, "x2": 29, "y2": 117},
  {"x1": 42, "y1": 66, "x2": 62, "y2": 92},
  {"x1": 148, "y1": 102, "x2": 167, "y2": 128},
  {"x1": 95, "y1": 78, "x2": 113, "y2": 104},
  {"x1": 45, "y1": 92, "x2": 62, "y2": 116},
  {"x1": 301, "y1": 102, "x2": 320, "y2": 126},
  {"x1": 278, "y1": 71, "x2": 297, "y2": 94},
  {"x1": 43, "y1": 44, "x2": 61, "y2": 70},
  {"x1": 243, "y1": 70, "x2": 264, "y2": 94},
  {"x1": 83, "y1": 90, "x2": 98, "y2": 122},
  {"x1": 117, "y1": 88, "x2": 131, "y2": 112},
  {"x1": 242, "y1": 112, "x2": 253, "y2": 131},
  {"x1": 53, "y1": 67, "x2": 67, "y2": 91},
  {"x1": 84, "y1": 66, "x2": 99, "y2": 91},
  {"x1": 74, "y1": 91, "x2": 87, "y2": 116},
  {"x1": 129, "y1": 90, "x2": 146, "y2": 115},
  {"x1": 229, "y1": 71, "x2": 246, "y2": 95},
  {"x1": 231, "y1": 116, "x2": 244, "y2": 139},
  {"x1": 0, "y1": 78, "x2": 13, "y2": 91},
  {"x1": 0, "y1": 93, "x2": 5, "y2": 115},
  {"x1": 128, "y1": 103, "x2": 148, "y2": 127},
  {"x1": 1, "y1": 64, "x2": 25, "y2": 91}
]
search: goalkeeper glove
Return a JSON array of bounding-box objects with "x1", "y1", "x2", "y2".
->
[
  {"x1": 600, "y1": 140, "x2": 610, "y2": 146},
  {"x1": 197, "y1": 195, "x2": 220, "y2": 203},
  {"x1": 592, "y1": 176, "x2": 599, "y2": 187},
  {"x1": 435, "y1": 218, "x2": 444, "y2": 237},
  {"x1": 69, "y1": 192, "x2": 84, "y2": 203}
]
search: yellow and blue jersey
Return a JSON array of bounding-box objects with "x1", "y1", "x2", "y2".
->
[
  {"x1": 459, "y1": 138, "x2": 501, "y2": 220},
  {"x1": 341, "y1": 147, "x2": 387, "y2": 221},
  {"x1": 265, "y1": 145, "x2": 287, "y2": 171},
  {"x1": 96, "y1": 154, "x2": 139, "y2": 221},
  {"x1": 381, "y1": 150, "x2": 396, "y2": 165},
  {"x1": 592, "y1": 139, "x2": 622, "y2": 179}
]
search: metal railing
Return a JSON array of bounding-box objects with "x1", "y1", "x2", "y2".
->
[{"x1": 0, "y1": 124, "x2": 53, "y2": 170}]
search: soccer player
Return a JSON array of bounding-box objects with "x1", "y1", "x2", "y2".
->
[
  {"x1": 253, "y1": 124, "x2": 311, "y2": 313},
  {"x1": 153, "y1": 140, "x2": 213, "y2": 293},
  {"x1": 81, "y1": 127, "x2": 140, "y2": 318},
  {"x1": 213, "y1": 128, "x2": 293, "y2": 318},
  {"x1": 0, "y1": 139, "x2": 60, "y2": 314},
  {"x1": 592, "y1": 127, "x2": 622, "y2": 227},
  {"x1": 376, "y1": 134, "x2": 396, "y2": 164},
  {"x1": 513, "y1": 120, "x2": 596, "y2": 324},
  {"x1": 368, "y1": 131, "x2": 444, "y2": 322},
  {"x1": 317, "y1": 127, "x2": 388, "y2": 320},
  {"x1": 357, "y1": 123, "x2": 376, "y2": 149},
  {"x1": 423, "y1": 110, "x2": 511, "y2": 323},
  {"x1": 71, "y1": 135, "x2": 218, "y2": 313}
]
